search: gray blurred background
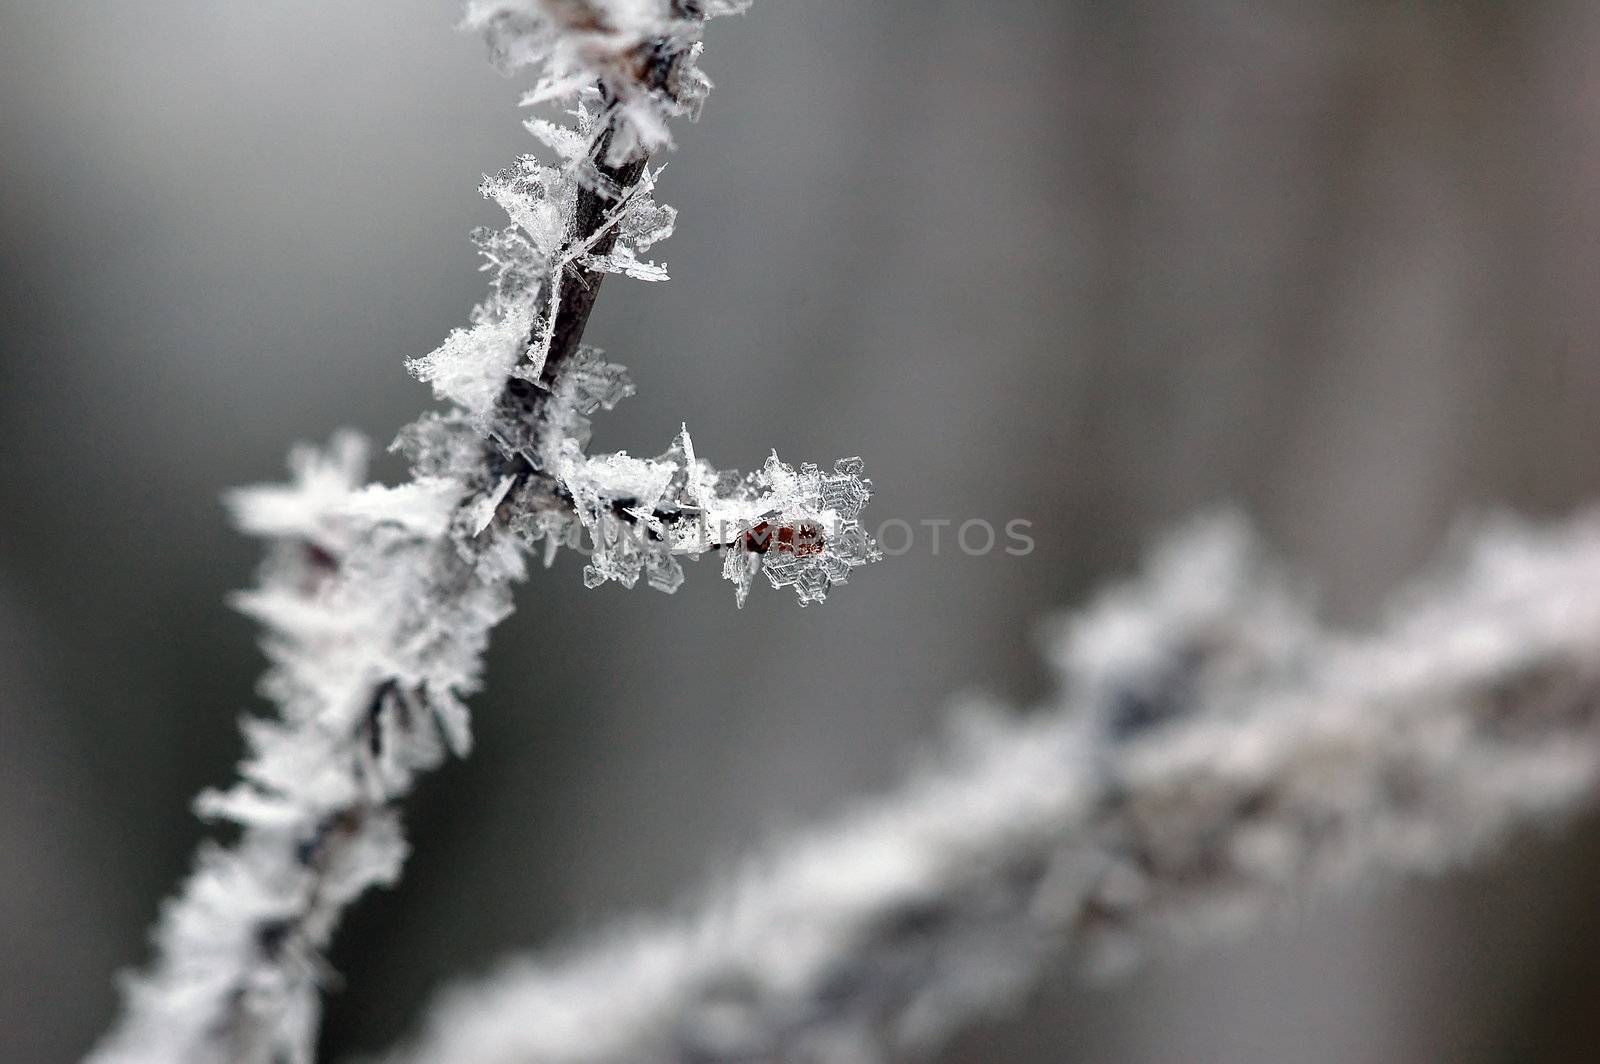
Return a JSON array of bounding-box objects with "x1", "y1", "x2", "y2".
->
[{"x1": 7, "y1": 1, "x2": 1600, "y2": 1061}]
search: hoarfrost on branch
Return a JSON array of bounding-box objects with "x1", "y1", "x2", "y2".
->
[{"x1": 91, "y1": 3, "x2": 877, "y2": 1062}]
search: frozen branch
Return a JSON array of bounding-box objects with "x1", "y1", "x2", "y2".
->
[
  {"x1": 91, "y1": 4, "x2": 876, "y2": 1062},
  {"x1": 384, "y1": 511, "x2": 1600, "y2": 1064}
]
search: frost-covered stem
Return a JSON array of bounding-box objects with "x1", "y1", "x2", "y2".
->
[
  {"x1": 92, "y1": 3, "x2": 879, "y2": 1061},
  {"x1": 88, "y1": 430, "x2": 525, "y2": 1064},
  {"x1": 528, "y1": 126, "x2": 647, "y2": 392},
  {"x1": 386, "y1": 512, "x2": 1600, "y2": 1064},
  {"x1": 495, "y1": 110, "x2": 643, "y2": 484}
]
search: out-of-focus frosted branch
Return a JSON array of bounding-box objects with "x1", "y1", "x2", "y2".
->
[
  {"x1": 384, "y1": 511, "x2": 1600, "y2": 1064},
  {"x1": 91, "y1": 4, "x2": 876, "y2": 1062}
]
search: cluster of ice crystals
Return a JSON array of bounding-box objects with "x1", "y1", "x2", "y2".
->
[
  {"x1": 579, "y1": 166, "x2": 676, "y2": 282},
  {"x1": 457, "y1": 144, "x2": 677, "y2": 384},
  {"x1": 463, "y1": 0, "x2": 748, "y2": 162},
  {"x1": 711, "y1": 453, "x2": 881, "y2": 607},
  {"x1": 407, "y1": 309, "x2": 532, "y2": 422},
  {"x1": 611, "y1": 177, "x2": 676, "y2": 247},
  {"x1": 529, "y1": 345, "x2": 635, "y2": 459},
  {"x1": 94, "y1": 430, "x2": 529, "y2": 1064},
  {"x1": 391, "y1": 412, "x2": 490, "y2": 482},
  {"x1": 481, "y1": 153, "x2": 572, "y2": 258},
  {"x1": 442, "y1": 131, "x2": 886, "y2": 610},
  {"x1": 527, "y1": 421, "x2": 879, "y2": 606}
]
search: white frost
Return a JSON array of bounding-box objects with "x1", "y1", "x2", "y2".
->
[{"x1": 384, "y1": 511, "x2": 1600, "y2": 1064}]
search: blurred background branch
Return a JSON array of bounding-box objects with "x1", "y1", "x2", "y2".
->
[{"x1": 386, "y1": 512, "x2": 1600, "y2": 1063}]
